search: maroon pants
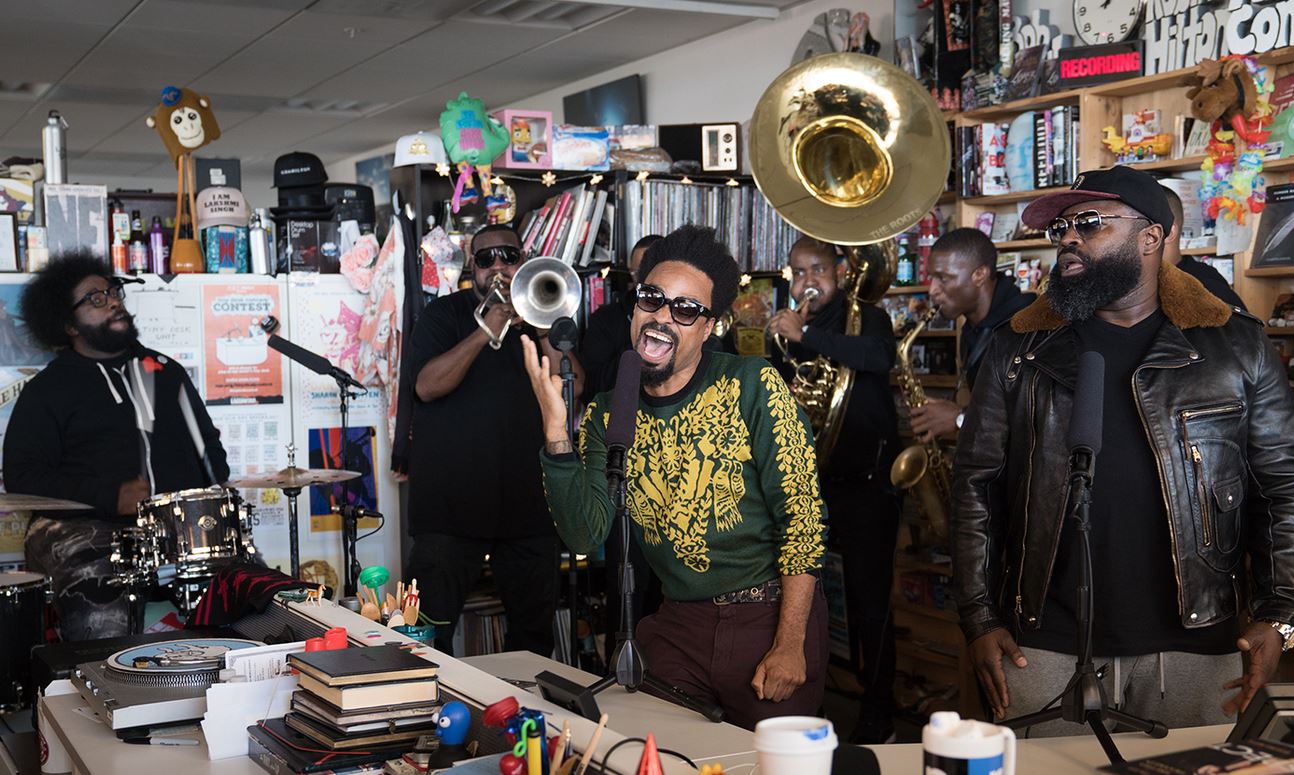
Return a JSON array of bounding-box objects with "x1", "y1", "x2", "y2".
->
[{"x1": 636, "y1": 585, "x2": 828, "y2": 731}]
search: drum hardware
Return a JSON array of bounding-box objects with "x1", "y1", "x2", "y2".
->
[
  {"x1": 0, "y1": 571, "x2": 51, "y2": 710},
  {"x1": 71, "y1": 638, "x2": 262, "y2": 732},
  {"x1": 231, "y1": 446, "x2": 360, "y2": 582}
]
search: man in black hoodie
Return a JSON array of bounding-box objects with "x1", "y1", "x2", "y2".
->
[
  {"x1": 5, "y1": 253, "x2": 228, "y2": 640},
  {"x1": 911, "y1": 228, "x2": 1036, "y2": 441}
]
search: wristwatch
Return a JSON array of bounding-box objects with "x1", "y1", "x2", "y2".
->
[
  {"x1": 955, "y1": 412, "x2": 965, "y2": 430},
  {"x1": 1262, "y1": 620, "x2": 1294, "y2": 651}
]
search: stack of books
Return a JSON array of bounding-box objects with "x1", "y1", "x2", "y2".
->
[
  {"x1": 276, "y1": 645, "x2": 441, "y2": 757},
  {"x1": 517, "y1": 183, "x2": 612, "y2": 266}
]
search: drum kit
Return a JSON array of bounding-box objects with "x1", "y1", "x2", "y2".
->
[{"x1": 0, "y1": 452, "x2": 362, "y2": 709}]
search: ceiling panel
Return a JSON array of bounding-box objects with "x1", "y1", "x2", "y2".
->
[
  {"x1": 65, "y1": 28, "x2": 261, "y2": 89},
  {"x1": 127, "y1": 0, "x2": 302, "y2": 33},
  {"x1": 1, "y1": 102, "x2": 155, "y2": 153},
  {"x1": 2, "y1": 0, "x2": 139, "y2": 26},
  {"x1": 0, "y1": 20, "x2": 116, "y2": 83},
  {"x1": 300, "y1": 21, "x2": 562, "y2": 103},
  {"x1": 209, "y1": 111, "x2": 353, "y2": 156},
  {"x1": 91, "y1": 108, "x2": 261, "y2": 154}
]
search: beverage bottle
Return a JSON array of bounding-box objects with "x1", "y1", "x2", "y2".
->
[
  {"x1": 109, "y1": 200, "x2": 130, "y2": 273},
  {"x1": 127, "y1": 210, "x2": 148, "y2": 274},
  {"x1": 895, "y1": 235, "x2": 915, "y2": 286},
  {"x1": 42, "y1": 111, "x2": 67, "y2": 185},
  {"x1": 149, "y1": 216, "x2": 168, "y2": 274}
]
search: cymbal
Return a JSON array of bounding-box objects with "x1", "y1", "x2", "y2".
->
[
  {"x1": 231, "y1": 467, "x2": 361, "y2": 490},
  {"x1": 0, "y1": 493, "x2": 93, "y2": 511}
]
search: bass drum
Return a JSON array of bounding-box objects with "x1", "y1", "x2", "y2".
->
[{"x1": 0, "y1": 571, "x2": 50, "y2": 710}]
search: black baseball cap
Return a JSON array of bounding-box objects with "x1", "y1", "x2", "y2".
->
[
  {"x1": 1021, "y1": 165, "x2": 1174, "y2": 232},
  {"x1": 273, "y1": 151, "x2": 328, "y2": 189}
]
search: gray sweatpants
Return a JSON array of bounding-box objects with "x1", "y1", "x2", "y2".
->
[{"x1": 1002, "y1": 646, "x2": 1240, "y2": 738}]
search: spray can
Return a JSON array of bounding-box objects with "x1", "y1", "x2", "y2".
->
[
  {"x1": 249, "y1": 211, "x2": 270, "y2": 275},
  {"x1": 42, "y1": 111, "x2": 67, "y2": 185}
]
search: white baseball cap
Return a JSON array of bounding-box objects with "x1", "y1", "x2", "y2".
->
[
  {"x1": 195, "y1": 186, "x2": 249, "y2": 231},
  {"x1": 394, "y1": 131, "x2": 447, "y2": 167}
]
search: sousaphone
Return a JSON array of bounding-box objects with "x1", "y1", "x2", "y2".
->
[{"x1": 749, "y1": 52, "x2": 950, "y2": 464}]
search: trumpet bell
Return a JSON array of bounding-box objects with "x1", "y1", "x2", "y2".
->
[
  {"x1": 510, "y1": 257, "x2": 583, "y2": 328},
  {"x1": 749, "y1": 52, "x2": 951, "y2": 246}
]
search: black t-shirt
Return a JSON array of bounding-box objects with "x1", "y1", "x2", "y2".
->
[
  {"x1": 404, "y1": 289, "x2": 553, "y2": 539},
  {"x1": 1021, "y1": 311, "x2": 1236, "y2": 656}
]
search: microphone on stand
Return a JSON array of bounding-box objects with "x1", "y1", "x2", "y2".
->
[
  {"x1": 605, "y1": 351, "x2": 642, "y2": 492},
  {"x1": 1067, "y1": 350, "x2": 1105, "y2": 483},
  {"x1": 257, "y1": 315, "x2": 366, "y2": 392}
]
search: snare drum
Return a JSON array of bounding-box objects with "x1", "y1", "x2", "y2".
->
[
  {"x1": 0, "y1": 571, "x2": 50, "y2": 710},
  {"x1": 137, "y1": 487, "x2": 243, "y2": 578}
]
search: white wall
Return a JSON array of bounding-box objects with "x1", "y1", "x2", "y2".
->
[{"x1": 516, "y1": 0, "x2": 895, "y2": 124}]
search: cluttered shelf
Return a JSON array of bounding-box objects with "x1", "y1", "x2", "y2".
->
[
  {"x1": 962, "y1": 186, "x2": 1068, "y2": 206},
  {"x1": 957, "y1": 88, "x2": 1084, "y2": 121},
  {"x1": 894, "y1": 638, "x2": 961, "y2": 669},
  {"x1": 886, "y1": 284, "x2": 930, "y2": 295},
  {"x1": 1266, "y1": 327, "x2": 1294, "y2": 336},
  {"x1": 895, "y1": 554, "x2": 953, "y2": 576}
]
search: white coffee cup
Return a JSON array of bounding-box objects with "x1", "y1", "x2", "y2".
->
[
  {"x1": 922, "y1": 711, "x2": 1016, "y2": 775},
  {"x1": 753, "y1": 716, "x2": 837, "y2": 775}
]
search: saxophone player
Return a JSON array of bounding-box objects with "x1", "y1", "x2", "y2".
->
[
  {"x1": 767, "y1": 236, "x2": 902, "y2": 744},
  {"x1": 910, "y1": 228, "x2": 1035, "y2": 443}
]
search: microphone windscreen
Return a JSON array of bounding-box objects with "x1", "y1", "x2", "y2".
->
[
  {"x1": 268, "y1": 334, "x2": 333, "y2": 376},
  {"x1": 1068, "y1": 349, "x2": 1105, "y2": 456},
  {"x1": 605, "y1": 350, "x2": 642, "y2": 450}
]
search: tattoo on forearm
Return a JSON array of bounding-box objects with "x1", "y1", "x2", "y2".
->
[{"x1": 546, "y1": 439, "x2": 573, "y2": 455}]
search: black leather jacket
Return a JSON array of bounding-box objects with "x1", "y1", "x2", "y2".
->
[{"x1": 952, "y1": 262, "x2": 1294, "y2": 644}]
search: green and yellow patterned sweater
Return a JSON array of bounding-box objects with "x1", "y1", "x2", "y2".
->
[{"x1": 540, "y1": 351, "x2": 827, "y2": 601}]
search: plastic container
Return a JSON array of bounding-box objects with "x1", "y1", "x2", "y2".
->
[
  {"x1": 752, "y1": 716, "x2": 837, "y2": 775},
  {"x1": 922, "y1": 711, "x2": 1016, "y2": 775}
]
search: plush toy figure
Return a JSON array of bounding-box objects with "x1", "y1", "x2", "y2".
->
[
  {"x1": 439, "y1": 92, "x2": 510, "y2": 212},
  {"x1": 144, "y1": 86, "x2": 224, "y2": 272},
  {"x1": 1189, "y1": 56, "x2": 1274, "y2": 224}
]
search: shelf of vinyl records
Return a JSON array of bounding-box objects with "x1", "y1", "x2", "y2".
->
[{"x1": 946, "y1": 44, "x2": 1294, "y2": 323}]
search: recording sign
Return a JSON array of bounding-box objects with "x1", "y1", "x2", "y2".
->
[{"x1": 1058, "y1": 41, "x2": 1143, "y2": 87}]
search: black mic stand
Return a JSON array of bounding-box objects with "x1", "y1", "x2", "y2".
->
[
  {"x1": 335, "y1": 373, "x2": 368, "y2": 598},
  {"x1": 584, "y1": 455, "x2": 725, "y2": 723},
  {"x1": 1004, "y1": 448, "x2": 1167, "y2": 763},
  {"x1": 549, "y1": 318, "x2": 583, "y2": 667}
]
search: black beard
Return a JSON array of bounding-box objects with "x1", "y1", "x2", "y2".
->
[
  {"x1": 1045, "y1": 242, "x2": 1143, "y2": 323},
  {"x1": 76, "y1": 314, "x2": 138, "y2": 353},
  {"x1": 639, "y1": 321, "x2": 678, "y2": 387}
]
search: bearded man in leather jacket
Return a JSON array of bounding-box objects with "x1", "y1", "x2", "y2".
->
[{"x1": 952, "y1": 166, "x2": 1294, "y2": 735}]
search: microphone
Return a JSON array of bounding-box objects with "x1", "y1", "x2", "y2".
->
[
  {"x1": 1068, "y1": 350, "x2": 1105, "y2": 482},
  {"x1": 548, "y1": 316, "x2": 579, "y2": 354},
  {"x1": 331, "y1": 504, "x2": 383, "y2": 520},
  {"x1": 265, "y1": 329, "x2": 367, "y2": 392},
  {"x1": 605, "y1": 350, "x2": 642, "y2": 489}
]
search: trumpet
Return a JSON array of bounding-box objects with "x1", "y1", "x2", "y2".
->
[
  {"x1": 772, "y1": 286, "x2": 821, "y2": 365},
  {"x1": 473, "y1": 257, "x2": 583, "y2": 350}
]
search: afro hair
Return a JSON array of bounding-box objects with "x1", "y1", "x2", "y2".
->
[
  {"x1": 21, "y1": 252, "x2": 113, "y2": 350},
  {"x1": 637, "y1": 225, "x2": 741, "y2": 318}
]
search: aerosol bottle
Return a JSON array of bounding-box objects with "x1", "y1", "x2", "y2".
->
[
  {"x1": 249, "y1": 210, "x2": 271, "y2": 275},
  {"x1": 42, "y1": 111, "x2": 67, "y2": 185}
]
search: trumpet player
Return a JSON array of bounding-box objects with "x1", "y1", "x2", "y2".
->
[
  {"x1": 767, "y1": 236, "x2": 902, "y2": 743},
  {"x1": 405, "y1": 223, "x2": 584, "y2": 658}
]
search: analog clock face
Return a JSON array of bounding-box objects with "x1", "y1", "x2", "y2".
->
[{"x1": 1073, "y1": 0, "x2": 1142, "y2": 45}]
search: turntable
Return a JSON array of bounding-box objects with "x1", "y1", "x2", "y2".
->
[{"x1": 71, "y1": 638, "x2": 261, "y2": 732}]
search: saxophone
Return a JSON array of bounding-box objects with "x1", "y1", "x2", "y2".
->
[{"x1": 890, "y1": 307, "x2": 953, "y2": 543}]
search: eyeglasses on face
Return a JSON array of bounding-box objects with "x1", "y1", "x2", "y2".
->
[
  {"x1": 1046, "y1": 210, "x2": 1150, "y2": 245},
  {"x1": 72, "y1": 282, "x2": 127, "y2": 310},
  {"x1": 633, "y1": 283, "x2": 713, "y2": 326},
  {"x1": 473, "y1": 245, "x2": 523, "y2": 269}
]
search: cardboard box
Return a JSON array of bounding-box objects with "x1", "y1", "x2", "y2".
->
[
  {"x1": 278, "y1": 220, "x2": 339, "y2": 273},
  {"x1": 492, "y1": 109, "x2": 552, "y2": 170}
]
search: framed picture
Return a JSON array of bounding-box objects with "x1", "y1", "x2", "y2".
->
[
  {"x1": 491, "y1": 109, "x2": 552, "y2": 170},
  {"x1": 0, "y1": 213, "x2": 17, "y2": 271}
]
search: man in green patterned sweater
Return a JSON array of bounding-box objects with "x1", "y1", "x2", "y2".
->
[{"x1": 521, "y1": 225, "x2": 829, "y2": 730}]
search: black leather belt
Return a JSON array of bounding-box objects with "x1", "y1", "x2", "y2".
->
[{"x1": 712, "y1": 578, "x2": 781, "y2": 605}]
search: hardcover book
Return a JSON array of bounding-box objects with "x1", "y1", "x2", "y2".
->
[
  {"x1": 296, "y1": 673, "x2": 439, "y2": 711},
  {"x1": 287, "y1": 644, "x2": 438, "y2": 687}
]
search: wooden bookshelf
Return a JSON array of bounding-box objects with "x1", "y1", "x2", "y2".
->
[
  {"x1": 886, "y1": 284, "x2": 930, "y2": 295},
  {"x1": 995, "y1": 238, "x2": 1051, "y2": 250},
  {"x1": 1266, "y1": 327, "x2": 1294, "y2": 336},
  {"x1": 1181, "y1": 246, "x2": 1222, "y2": 256},
  {"x1": 962, "y1": 186, "x2": 1068, "y2": 206},
  {"x1": 960, "y1": 88, "x2": 1084, "y2": 120}
]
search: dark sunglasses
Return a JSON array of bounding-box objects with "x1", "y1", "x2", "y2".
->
[
  {"x1": 1046, "y1": 210, "x2": 1150, "y2": 245},
  {"x1": 72, "y1": 282, "x2": 127, "y2": 310},
  {"x1": 473, "y1": 245, "x2": 523, "y2": 269},
  {"x1": 633, "y1": 283, "x2": 713, "y2": 326}
]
